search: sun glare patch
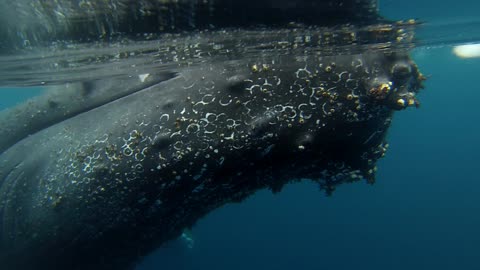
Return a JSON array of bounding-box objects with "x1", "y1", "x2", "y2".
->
[{"x1": 453, "y1": 44, "x2": 480, "y2": 58}]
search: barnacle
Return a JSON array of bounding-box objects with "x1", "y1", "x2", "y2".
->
[{"x1": 369, "y1": 81, "x2": 392, "y2": 100}]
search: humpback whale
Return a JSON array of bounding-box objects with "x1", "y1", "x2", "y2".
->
[{"x1": 0, "y1": 1, "x2": 425, "y2": 269}]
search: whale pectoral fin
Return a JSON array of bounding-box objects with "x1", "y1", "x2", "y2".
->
[{"x1": 0, "y1": 71, "x2": 178, "y2": 153}]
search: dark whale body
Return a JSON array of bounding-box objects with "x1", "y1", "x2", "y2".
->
[{"x1": 0, "y1": 1, "x2": 425, "y2": 270}]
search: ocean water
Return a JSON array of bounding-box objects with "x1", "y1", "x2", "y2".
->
[{"x1": 1, "y1": 1, "x2": 480, "y2": 270}]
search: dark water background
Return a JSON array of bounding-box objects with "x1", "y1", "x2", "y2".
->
[{"x1": 1, "y1": 1, "x2": 479, "y2": 269}]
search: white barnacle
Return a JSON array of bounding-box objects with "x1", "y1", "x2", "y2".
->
[
  {"x1": 201, "y1": 94, "x2": 215, "y2": 104},
  {"x1": 321, "y1": 103, "x2": 328, "y2": 115},
  {"x1": 219, "y1": 98, "x2": 233, "y2": 106},
  {"x1": 295, "y1": 67, "x2": 311, "y2": 79},
  {"x1": 134, "y1": 164, "x2": 144, "y2": 173},
  {"x1": 173, "y1": 141, "x2": 184, "y2": 151},
  {"x1": 134, "y1": 151, "x2": 146, "y2": 162},
  {"x1": 284, "y1": 106, "x2": 297, "y2": 119},
  {"x1": 245, "y1": 84, "x2": 261, "y2": 95},
  {"x1": 353, "y1": 58, "x2": 364, "y2": 69},
  {"x1": 139, "y1": 120, "x2": 150, "y2": 127},
  {"x1": 204, "y1": 124, "x2": 217, "y2": 134},
  {"x1": 205, "y1": 112, "x2": 217, "y2": 122},
  {"x1": 182, "y1": 82, "x2": 195, "y2": 89},
  {"x1": 186, "y1": 123, "x2": 200, "y2": 134},
  {"x1": 94, "y1": 134, "x2": 109, "y2": 144},
  {"x1": 309, "y1": 87, "x2": 319, "y2": 105},
  {"x1": 224, "y1": 132, "x2": 235, "y2": 140},
  {"x1": 170, "y1": 130, "x2": 182, "y2": 138},
  {"x1": 159, "y1": 114, "x2": 170, "y2": 122},
  {"x1": 122, "y1": 147, "x2": 133, "y2": 157},
  {"x1": 226, "y1": 119, "x2": 241, "y2": 130},
  {"x1": 273, "y1": 104, "x2": 285, "y2": 112},
  {"x1": 298, "y1": 103, "x2": 312, "y2": 119},
  {"x1": 273, "y1": 76, "x2": 281, "y2": 86}
]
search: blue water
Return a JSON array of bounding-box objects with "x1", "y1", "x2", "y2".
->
[{"x1": 134, "y1": 46, "x2": 480, "y2": 270}]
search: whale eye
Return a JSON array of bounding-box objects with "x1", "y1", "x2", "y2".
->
[{"x1": 391, "y1": 62, "x2": 412, "y2": 82}]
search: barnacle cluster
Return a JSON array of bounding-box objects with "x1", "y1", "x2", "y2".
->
[{"x1": 369, "y1": 82, "x2": 392, "y2": 100}]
